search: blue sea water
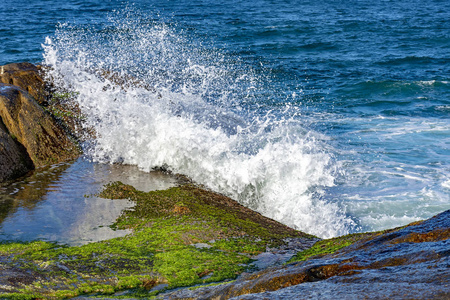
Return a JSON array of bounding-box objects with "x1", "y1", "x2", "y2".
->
[{"x1": 1, "y1": 0, "x2": 449, "y2": 238}]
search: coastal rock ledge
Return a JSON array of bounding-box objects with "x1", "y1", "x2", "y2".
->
[
  {"x1": 0, "y1": 62, "x2": 80, "y2": 182},
  {"x1": 163, "y1": 209, "x2": 449, "y2": 300}
]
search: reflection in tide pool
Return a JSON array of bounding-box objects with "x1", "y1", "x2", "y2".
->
[{"x1": 0, "y1": 157, "x2": 176, "y2": 246}]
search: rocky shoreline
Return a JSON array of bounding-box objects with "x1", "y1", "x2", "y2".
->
[
  {"x1": 0, "y1": 63, "x2": 80, "y2": 182},
  {"x1": 161, "y1": 209, "x2": 449, "y2": 299},
  {"x1": 0, "y1": 63, "x2": 448, "y2": 299}
]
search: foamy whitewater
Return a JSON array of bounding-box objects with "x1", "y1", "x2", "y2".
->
[
  {"x1": 42, "y1": 13, "x2": 353, "y2": 238},
  {"x1": 34, "y1": 5, "x2": 450, "y2": 239}
]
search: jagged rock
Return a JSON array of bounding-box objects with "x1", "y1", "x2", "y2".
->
[
  {"x1": 0, "y1": 83, "x2": 79, "y2": 170},
  {"x1": 0, "y1": 62, "x2": 48, "y2": 105},
  {"x1": 161, "y1": 210, "x2": 450, "y2": 300},
  {"x1": 0, "y1": 61, "x2": 80, "y2": 181}
]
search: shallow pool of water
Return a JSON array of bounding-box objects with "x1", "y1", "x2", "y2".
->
[{"x1": 0, "y1": 157, "x2": 176, "y2": 246}]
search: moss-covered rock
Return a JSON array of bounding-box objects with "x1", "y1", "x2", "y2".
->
[
  {"x1": 0, "y1": 182, "x2": 315, "y2": 299},
  {"x1": 286, "y1": 227, "x2": 400, "y2": 263}
]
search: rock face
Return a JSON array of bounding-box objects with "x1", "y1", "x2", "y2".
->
[
  {"x1": 0, "y1": 63, "x2": 80, "y2": 181},
  {"x1": 0, "y1": 62, "x2": 48, "y2": 105},
  {"x1": 0, "y1": 117, "x2": 33, "y2": 181},
  {"x1": 162, "y1": 210, "x2": 450, "y2": 300}
]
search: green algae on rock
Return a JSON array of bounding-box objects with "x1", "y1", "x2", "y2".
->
[
  {"x1": 0, "y1": 182, "x2": 315, "y2": 299},
  {"x1": 100, "y1": 182, "x2": 313, "y2": 240},
  {"x1": 287, "y1": 226, "x2": 406, "y2": 263}
]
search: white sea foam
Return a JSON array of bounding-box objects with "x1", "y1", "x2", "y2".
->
[
  {"x1": 358, "y1": 213, "x2": 422, "y2": 231},
  {"x1": 442, "y1": 180, "x2": 450, "y2": 189},
  {"x1": 42, "y1": 11, "x2": 353, "y2": 238},
  {"x1": 415, "y1": 80, "x2": 450, "y2": 86}
]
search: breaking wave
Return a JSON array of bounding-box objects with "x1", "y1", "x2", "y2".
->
[{"x1": 42, "y1": 9, "x2": 355, "y2": 238}]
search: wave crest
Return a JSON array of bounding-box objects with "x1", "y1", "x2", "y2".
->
[{"x1": 42, "y1": 8, "x2": 354, "y2": 238}]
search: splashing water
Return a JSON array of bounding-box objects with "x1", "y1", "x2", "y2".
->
[{"x1": 42, "y1": 10, "x2": 354, "y2": 238}]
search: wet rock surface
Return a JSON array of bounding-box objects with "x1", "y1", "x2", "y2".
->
[
  {"x1": 0, "y1": 182, "x2": 316, "y2": 299},
  {"x1": 249, "y1": 237, "x2": 319, "y2": 271},
  {"x1": 160, "y1": 210, "x2": 450, "y2": 300},
  {"x1": 0, "y1": 63, "x2": 80, "y2": 182},
  {"x1": 0, "y1": 62, "x2": 48, "y2": 105}
]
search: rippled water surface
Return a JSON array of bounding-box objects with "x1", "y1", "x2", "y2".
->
[{"x1": 0, "y1": 159, "x2": 176, "y2": 245}]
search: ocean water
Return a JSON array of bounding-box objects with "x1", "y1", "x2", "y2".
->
[{"x1": 1, "y1": 0, "x2": 449, "y2": 238}]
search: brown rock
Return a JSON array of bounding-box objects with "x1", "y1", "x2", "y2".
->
[
  {"x1": 0, "y1": 117, "x2": 33, "y2": 181},
  {"x1": 0, "y1": 83, "x2": 80, "y2": 170},
  {"x1": 0, "y1": 62, "x2": 48, "y2": 105}
]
